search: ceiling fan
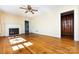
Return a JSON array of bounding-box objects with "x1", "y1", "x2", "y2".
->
[{"x1": 20, "y1": 5, "x2": 38, "y2": 14}]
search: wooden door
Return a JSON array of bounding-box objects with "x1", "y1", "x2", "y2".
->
[
  {"x1": 61, "y1": 13, "x2": 74, "y2": 37},
  {"x1": 25, "y1": 21, "x2": 29, "y2": 33}
]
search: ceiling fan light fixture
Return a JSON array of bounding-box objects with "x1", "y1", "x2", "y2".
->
[{"x1": 20, "y1": 5, "x2": 38, "y2": 14}]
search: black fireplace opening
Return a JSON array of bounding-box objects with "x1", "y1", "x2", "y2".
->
[{"x1": 9, "y1": 28, "x2": 19, "y2": 36}]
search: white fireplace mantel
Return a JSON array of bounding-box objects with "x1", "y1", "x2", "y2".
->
[{"x1": 5, "y1": 24, "x2": 21, "y2": 36}]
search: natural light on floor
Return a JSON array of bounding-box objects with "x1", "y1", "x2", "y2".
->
[
  {"x1": 9, "y1": 37, "x2": 26, "y2": 44},
  {"x1": 9, "y1": 37, "x2": 33, "y2": 51},
  {"x1": 23, "y1": 42, "x2": 33, "y2": 47},
  {"x1": 12, "y1": 42, "x2": 33, "y2": 51}
]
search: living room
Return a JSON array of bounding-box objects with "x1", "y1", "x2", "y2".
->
[{"x1": 0, "y1": 5, "x2": 79, "y2": 54}]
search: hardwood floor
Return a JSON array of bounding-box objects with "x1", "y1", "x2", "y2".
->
[{"x1": 0, "y1": 33, "x2": 79, "y2": 54}]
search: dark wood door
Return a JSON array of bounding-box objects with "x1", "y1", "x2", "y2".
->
[
  {"x1": 61, "y1": 14, "x2": 74, "y2": 37},
  {"x1": 25, "y1": 21, "x2": 29, "y2": 33}
]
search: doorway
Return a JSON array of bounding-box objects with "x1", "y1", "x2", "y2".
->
[
  {"x1": 25, "y1": 21, "x2": 29, "y2": 34},
  {"x1": 61, "y1": 11, "x2": 74, "y2": 39}
]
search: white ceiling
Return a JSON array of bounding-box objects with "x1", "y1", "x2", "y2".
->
[{"x1": 0, "y1": 5, "x2": 61, "y2": 17}]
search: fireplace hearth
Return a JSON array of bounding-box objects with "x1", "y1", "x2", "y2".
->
[{"x1": 9, "y1": 28, "x2": 19, "y2": 36}]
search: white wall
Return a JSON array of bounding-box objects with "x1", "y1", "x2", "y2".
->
[
  {"x1": 75, "y1": 6, "x2": 79, "y2": 41},
  {"x1": 0, "y1": 12, "x2": 2, "y2": 35},
  {"x1": 0, "y1": 12, "x2": 25, "y2": 36},
  {"x1": 29, "y1": 5, "x2": 79, "y2": 41},
  {"x1": 29, "y1": 7, "x2": 60, "y2": 37}
]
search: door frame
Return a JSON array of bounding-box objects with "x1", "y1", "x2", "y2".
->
[{"x1": 61, "y1": 10, "x2": 74, "y2": 39}]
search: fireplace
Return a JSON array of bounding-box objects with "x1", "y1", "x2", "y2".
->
[{"x1": 9, "y1": 28, "x2": 19, "y2": 36}]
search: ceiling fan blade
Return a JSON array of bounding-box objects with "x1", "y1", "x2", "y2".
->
[
  {"x1": 32, "y1": 9, "x2": 38, "y2": 11},
  {"x1": 31, "y1": 11, "x2": 34, "y2": 14},
  {"x1": 20, "y1": 7, "x2": 26, "y2": 9},
  {"x1": 25, "y1": 11, "x2": 28, "y2": 13}
]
